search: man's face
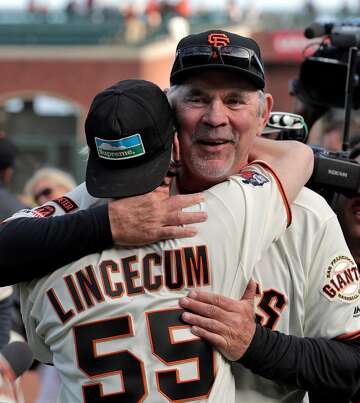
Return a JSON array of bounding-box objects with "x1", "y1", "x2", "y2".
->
[{"x1": 173, "y1": 70, "x2": 271, "y2": 191}]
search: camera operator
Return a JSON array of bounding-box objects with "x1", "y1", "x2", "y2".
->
[
  {"x1": 334, "y1": 145, "x2": 360, "y2": 267},
  {"x1": 292, "y1": 27, "x2": 360, "y2": 401},
  {"x1": 290, "y1": 25, "x2": 360, "y2": 270}
]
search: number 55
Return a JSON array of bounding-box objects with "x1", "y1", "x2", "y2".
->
[{"x1": 73, "y1": 308, "x2": 215, "y2": 402}]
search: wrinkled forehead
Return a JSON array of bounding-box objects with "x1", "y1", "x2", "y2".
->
[{"x1": 181, "y1": 70, "x2": 258, "y2": 92}]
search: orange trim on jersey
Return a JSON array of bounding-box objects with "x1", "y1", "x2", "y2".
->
[
  {"x1": 247, "y1": 160, "x2": 292, "y2": 227},
  {"x1": 335, "y1": 329, "x2": 360, "y2": 341}
]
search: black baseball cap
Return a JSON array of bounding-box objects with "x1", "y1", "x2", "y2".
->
[
  {"x1": 85, "y1": 80, "x2": 174, "y2": 198},
  {"x1": 0, "y1": 135, "x2": 17, "y2": 170},
  {"x1": 170, "y1": 30, "x2": 265, "y2": 89}
]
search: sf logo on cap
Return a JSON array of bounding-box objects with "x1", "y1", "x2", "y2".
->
[{"x1": 208, "y1": 33, "x2": 230, "y2": 59}]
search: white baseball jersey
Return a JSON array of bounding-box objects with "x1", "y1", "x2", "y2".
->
[
  {"x1": 19, "y1": 163, "x2": 290, "y2": 403},
  {"x1": 232, "y1": 187, "x2": 360, "y2": 403}
]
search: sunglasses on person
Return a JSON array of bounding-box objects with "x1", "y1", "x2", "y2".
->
[
  {"x1": 174, "y1": 45, "x2": 265, "y2": 76},
  {"x1": 34, "y1": 187, "x2": 53, "y2": 204}
]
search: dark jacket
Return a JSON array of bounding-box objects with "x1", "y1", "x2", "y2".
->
[{"x1": 0, "y1": 183, "x2": 25, "y2": 222}]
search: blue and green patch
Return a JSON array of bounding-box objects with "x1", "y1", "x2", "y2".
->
[{"x1": 95, "y1": 134, "x2": 145, "y2": 160}]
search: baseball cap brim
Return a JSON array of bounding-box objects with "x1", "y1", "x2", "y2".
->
[
  {"x1": 86, "y1": 138, "x2": 172, "y2": 198},
  {"x1": 170, "y1": 64, "x2": 264, "y2": 89}
]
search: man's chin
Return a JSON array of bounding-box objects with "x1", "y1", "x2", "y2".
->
[{"x1": 192, "y1": 160, "x2": 233, "y2": 180}]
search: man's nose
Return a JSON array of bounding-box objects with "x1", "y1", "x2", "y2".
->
[{"x1": 201, "y1": 100, "x2": 228, "y2": 127}]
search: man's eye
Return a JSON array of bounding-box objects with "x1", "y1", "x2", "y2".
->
[
  {"x1": 187, "y1": 96, "x2": 204, "y2": 103},
  {"x1": 227, "y1": 97, "x2": 242, "y2": 105}
]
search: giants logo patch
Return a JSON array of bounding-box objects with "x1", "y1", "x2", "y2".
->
[
  {"x1": 32, "y1": 205, "x2": 56, "y2": 217},
  {"x1": 53, "y1": 196, "x2": 78, "y2": 213},
  {"x1": 321, "y1": 255, "x2": 360, "y2": 303},
  {"x1": 239, "y1": 171, "x2": 269, "y2": 187}
]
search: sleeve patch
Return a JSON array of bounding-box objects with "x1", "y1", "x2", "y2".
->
[
  {"x1": 321, "y1": 255, "x2": 360, "y2": 304},
  {"x1": 238, "y1": 171, "x2": 269, "y2": 187},
  {"x1": 52, "y1": 196, "x2": 78, "y2": 213},
  {"x1": 32, "y1": 205, "x2": 56, "y2": 218}
]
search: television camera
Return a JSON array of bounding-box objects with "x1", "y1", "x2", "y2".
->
[{"x1": 265, "y1": 21, "x2": 360, "y2": 197}]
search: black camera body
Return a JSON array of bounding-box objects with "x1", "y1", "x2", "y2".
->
[
  {"x1": 297, "y1": 21, "x2": 360, "y2": 109},
  {"x1": 308, "y1": 146, "x2": 360, "y2": 196},
  {"x1": 265, "y1": 112, "x2": 360, "y2": 197}
]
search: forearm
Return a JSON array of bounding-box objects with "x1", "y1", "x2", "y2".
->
[
  {"x1": 249, "y1": 137, "x2": 314, "y2": 202},
  {"x1": 238, "y1": 324, "x2": 360, "y2": 401},
  {"x1": 0, "y1": 205, "x2": 113, "y2": 285}
]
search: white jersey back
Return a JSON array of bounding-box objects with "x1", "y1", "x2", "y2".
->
[
  {"x1": 20, "y1": 163, "x2": 290, "y2": 403},
  {"x1": 232, "y1": 187, "x2": 360, "y2": 403}
]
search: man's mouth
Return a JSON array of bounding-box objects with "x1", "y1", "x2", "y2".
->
[
  {"x1": 197, "y1": 139, "x2": 232, "y2": 146},
  {"x1": 353, "y1": 208, "x2": 360, "y2": 218},
  {"x1": 351, "y1": 201, "x2": 360, "y2": 219}
]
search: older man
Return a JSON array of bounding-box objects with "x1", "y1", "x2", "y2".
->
[{"x1": 0, "y1": 30, "x2": 359, "y2": 402}]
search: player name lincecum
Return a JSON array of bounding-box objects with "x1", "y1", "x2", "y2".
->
[{"x1": 46, "y1": 245, "x2": 211, "y2": 324}]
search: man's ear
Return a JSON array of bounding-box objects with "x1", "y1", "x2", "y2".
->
[
  {"x1": 172, "y1": 132, "x2": 180, "y2": 162},
  {"x1": 257, "y1": 93, "x2": 273, "y2": 137}
]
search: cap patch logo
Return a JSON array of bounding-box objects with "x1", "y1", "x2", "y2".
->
[
  {"x1": 208, "y1": 33, "x2": 230, "y2": 47},
  {"x1": 321, "y1": 255, "x2": 360, "y2": 303},
  {"x1": 95, "y1": 134, "x2": 145, "y2": 161},
  {"x1": 239, "y1": 171, "x2": 269, "y2": 187}
]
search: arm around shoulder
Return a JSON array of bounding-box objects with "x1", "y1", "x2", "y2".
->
[
  {"x1": 249, "y1": 137, "x2": 314, "y2": 202},
  {"x1": 0, "y1": 205, "x2": 112, "y2": 285}
]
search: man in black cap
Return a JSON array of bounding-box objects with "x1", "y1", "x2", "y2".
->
[
  {"x1": 0, "y1": 30, "x2": 359, "y2": 402},
  {"x1": 166, "y1": 30, "x2": 360, "y2": 403},
  {"x1": 18, "y1": 78, "x2": 313, "y2": 402}
]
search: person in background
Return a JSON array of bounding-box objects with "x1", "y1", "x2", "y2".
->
[
  {"x1": 0, "y1": 134, "x2": 27, "y2": 403},
  {"x1": 334, "y1": 145, "x2": 360, "y2": 267},
  {"x1": 318, "y1": 117, "x2": 343, "y2": 151},
  {"x1": 292, "y1": 76, "x2": 360, "y2": 271},
  {"x1": 145, "y1": 0, "x2": 162, "y2": 32},
  {"x1": 23, "y1": 167, "x2": 76, "y2": 206},
  {"x1": 22, "y1": 167, "x2": 76, "y2": 403},
  {"x1": 0, "y1": 134, "x2": 24, "y2": 349},
  {"x1": 0, "y1": 135, "x2": 25, "y2": 222}
]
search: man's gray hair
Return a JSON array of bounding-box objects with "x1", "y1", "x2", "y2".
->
[
  {"x1": 166, "y1": 85, "x2": 181, "y2": 109},
  {"x1": 258, "y1": 90, "x2": 266, "y2": 117}
]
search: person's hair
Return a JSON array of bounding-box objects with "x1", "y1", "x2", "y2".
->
[
  {"x1": 258, "y1": 90, "x2": 266, "y2": 117},
  {"x1": 167, "y1": 85, "x2": 266, "y2": 117},
  {"x1": 24, "y1": 167, "x2": 76, "y2": 200}
]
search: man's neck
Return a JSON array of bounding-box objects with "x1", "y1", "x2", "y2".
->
[{"x1": 177, "y1": 167, "x2": 230, "y2": 194}]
